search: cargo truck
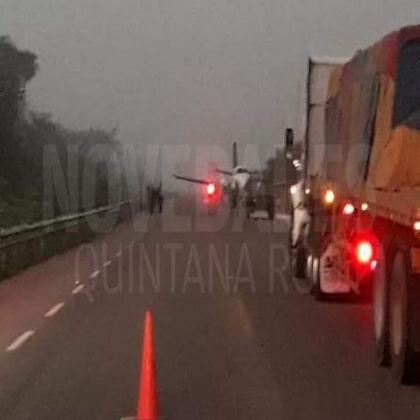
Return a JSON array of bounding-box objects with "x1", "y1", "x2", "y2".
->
[
  {"x1": 288, "y1": 25, "x2": 420, "y2": 384},
  {"x1": 289, "y1": 57, "x2": 345, "y2": 277}
]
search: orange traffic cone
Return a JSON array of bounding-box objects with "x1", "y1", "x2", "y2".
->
[{"x1": 137, "y1": 310, "x2": 159, "y2": 420}]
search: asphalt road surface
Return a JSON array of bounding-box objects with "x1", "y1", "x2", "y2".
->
[{"x1": 1, "y1": 196, "x2": 420, "y2": 419}]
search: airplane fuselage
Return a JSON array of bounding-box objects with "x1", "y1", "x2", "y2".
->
[{"x1": 230, "y1": 166, "x2": 250, "y2": 190}]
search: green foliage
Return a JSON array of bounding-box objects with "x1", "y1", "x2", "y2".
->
[
  {"x1": 0, "y1": 37, "x2": 124, "y2": 229},
  {"x1": 0, "y1": 190, "x2": 43, "y2": 228},
  {"x1": 0, "y1": 37, "x2": 38, "y2": 193}
]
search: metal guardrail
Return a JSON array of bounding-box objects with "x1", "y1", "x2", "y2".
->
[{"x1": 0, "y1": 199, "x2": 141, "y2": 281}]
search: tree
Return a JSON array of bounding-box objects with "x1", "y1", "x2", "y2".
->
[
  {"x1": 0, "y1": 36, "x2": 127, "y2": 227},
  {"x1": 0, "y1": 36, "x2": 38, "y2": 192}
]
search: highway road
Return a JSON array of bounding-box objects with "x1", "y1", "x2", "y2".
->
[{"x1": 1, "y1": 196, "x2": 420, "y2": 419}]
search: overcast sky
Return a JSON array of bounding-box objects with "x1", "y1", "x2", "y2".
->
[{"x1": 2, "y1": 0, "x2": 420, "y2": 172}]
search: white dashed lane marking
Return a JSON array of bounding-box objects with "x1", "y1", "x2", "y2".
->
[
  {"x1": 45, "y1": 302, "x2": 65, "y2": 318},
  {"x1": 72, "y1": 284, "x2": 84, "y2": 295},
  {"x1": 6, "y1": 331, "x2": 35, "y2": 352},
  {"x1": 6, "y1": 251, "x2": 116, "y2": 354}
]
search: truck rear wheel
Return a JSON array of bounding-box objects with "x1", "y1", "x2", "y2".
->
[
  {"x1": 312, "y1": 256, "x2": 326, "y2": 301},
  {"x1": 389, "y1": 251, "x2": 416, "y2": 383},
  {"x1": 373, "y1": 245, "x2": 391, "y2": 367},
  {"x1": 230, "y1": 191, "x2": 238, "y2": 210},
  {"x1": 307, "y1": 253, "x2": 316, "y2": 294},
  {"x1": 266, "y1": 196, "x2": 275, "y2": 220},
  {"x1": 306, "y1": 253, "x2": 314, "y2": 286},
  {"x1": 293, "y1": 243, "x2": 308, "y2": 279},
  {"x1": 288, "y1": 209, "x2": 294, "y2": 250}
]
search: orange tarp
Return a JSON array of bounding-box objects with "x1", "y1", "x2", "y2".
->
[
  {"x1": 372, "y1": 125, "x2": 420, "y2": 189},
  {"x1": 367, "y1": 76, "x2": 394, "y2": 186}
]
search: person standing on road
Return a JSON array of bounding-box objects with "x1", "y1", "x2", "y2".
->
[{"x1": 148, "y1": 182, "x2": 163, "y2": 214}]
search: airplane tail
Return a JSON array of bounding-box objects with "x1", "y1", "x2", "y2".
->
[{"x1": 215, "y1": 141, "x2": 238, "y2": 175}]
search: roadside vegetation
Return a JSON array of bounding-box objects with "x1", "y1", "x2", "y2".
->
[{"x1": 0, "y1": 36, "x2": 124, "y2": 229}]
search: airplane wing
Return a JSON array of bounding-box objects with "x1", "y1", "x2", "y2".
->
[
  {"x1": 173, "y1": 174, "x2": 211, "y2": 185},
  {"x1": 215, "y1": 169, "x2": 233, "y2": 176}
]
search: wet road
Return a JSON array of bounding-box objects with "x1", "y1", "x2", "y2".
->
[{"x1": 1, "y1": 196, "x2": 420, "y2": 419}]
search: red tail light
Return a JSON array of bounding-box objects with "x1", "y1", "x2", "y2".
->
[
  {"x1": 356, "y1": 241, "x2": 373, "y2": 264},
  {"x1": 351, "y1": 232, "x2": 378, "y2": 273},
  {"x1": 207, "y1": 183, "x2": 215, "y2": 196}
]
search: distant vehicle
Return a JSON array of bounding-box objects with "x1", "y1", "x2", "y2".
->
[
  {"x1": 290, "y1": 26, "x2": 420, "y2": 384},
  {"x1": 245, "y1": 176, "x2": 275, "y2": 220}
]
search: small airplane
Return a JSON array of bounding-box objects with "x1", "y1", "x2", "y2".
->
[{"x1": 173, "y1": 142, "x2": 260, "y2": 210}]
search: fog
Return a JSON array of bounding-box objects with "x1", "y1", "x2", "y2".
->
[{"x1": 2, "y1": 0, "x2": 420, "y2": 180}]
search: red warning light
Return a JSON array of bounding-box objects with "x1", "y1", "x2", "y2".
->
[
  {"x1": 356, "y1": 240, "x2": 374, "y2": 265},
  {"x1": 350, "y1": 232, "x2": 378, "y2": 272},
  {"x1": 207, "y1": 183, "x2": 215, "y2": 195}
]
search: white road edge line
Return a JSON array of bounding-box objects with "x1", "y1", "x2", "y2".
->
[
  {"x1": 90, "y1": 270, "x2": 100, "y2": 279},
  {"x1": 104, "y1": 260, "x2": 111, "y2": 267},
  {"x1": 72, "y1": 284, "x2": 84, "y2": 295},
  {"x1": 6, "y1": 331, "x2": 35, "y2": 352},
  {"x1": 45, "y1": 302, "x2": 65, "y2": 318}
]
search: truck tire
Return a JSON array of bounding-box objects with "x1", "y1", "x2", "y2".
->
[
  {"x1": 288, "y1": 209, "x2": 294, "y2": 251},
  {"x1": 312, "y1": 256, "x2": 326, "y2": 301},
  {"x1": 245, "y1": 198, "x2": 253, "y2": 219},
  {"x1": 373, "y1": 245, "x2": 391, "y2": 367},
  {"x1": 230, "y1": 190, "x2": 238, "y2": 210},
  {"x1": 307, "y1": 252, "x2": 316, "y2": 294},
  {"x1": 306, "y1": 252, "x2": 314, "y2": 284},
  {"x1": 293, "y1": 242, "x2": 308, "y2": 279},
  {"x1": 266, "y1": 196, "x2": 275, "y2": 220},
  {"x1": 389, "y1": 251, "x2": 416, "y2": 383}
]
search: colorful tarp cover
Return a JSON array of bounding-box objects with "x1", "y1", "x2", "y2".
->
[{"x1": 324, "y1": 25, "x2": 420, "y2": 191}]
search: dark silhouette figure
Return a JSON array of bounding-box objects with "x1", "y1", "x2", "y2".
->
[{"x1": 148, "y1": 183, "x2": 163, "y2": 214}]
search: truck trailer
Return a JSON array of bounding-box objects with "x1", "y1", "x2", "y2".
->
[{"x1": 290, "y1": 25, "x2": 420, "y2": 383}]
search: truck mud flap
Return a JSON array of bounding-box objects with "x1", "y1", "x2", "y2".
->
[{"x1": 319, "y1": 243, "x2": 351, "y2": 294}]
